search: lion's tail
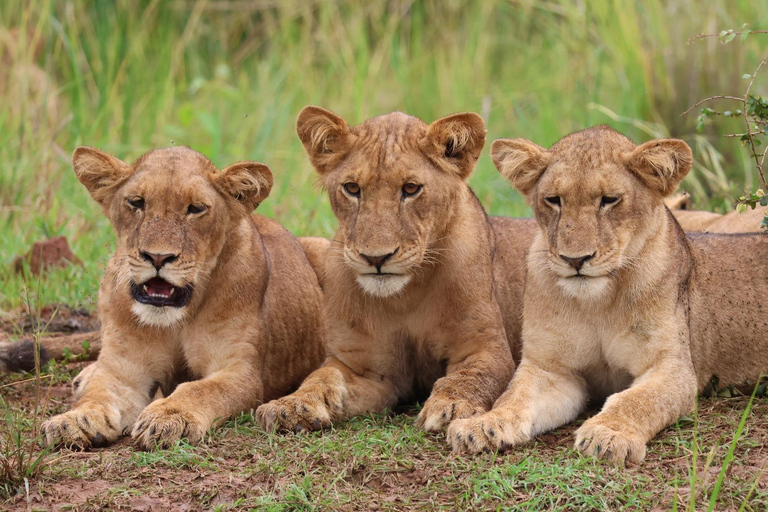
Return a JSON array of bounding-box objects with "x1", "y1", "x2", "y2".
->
[{"x1": 0, "y1": 331, "x2": 101, "y2": 373}]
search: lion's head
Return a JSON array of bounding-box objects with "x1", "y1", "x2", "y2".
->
[
  {"x1": 73, "y1": 146, "x2": 273, "y2": 327},
  {"x1": 296, "y1": 106, "x2": 486, "y2": 297},
  {"x1": 491, "y1": 126, "x2": 692, "y2": 299}
]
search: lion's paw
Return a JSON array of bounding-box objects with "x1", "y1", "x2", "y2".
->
[
  {"x1": 131, "y1": 399, "x2": 208, "y2": 450},
  {"x1": 41, "y1": 408, "x2": 120, "y2": 450},
  {"x1": 416, "y1": 395, "x2": 484, "y2": 433},
  {"x1": 447, "y1": 410, "x2": 530, "y2": 453},
  {"x1": 574, "y1": 418, "x2": 646, "y2": 464},
  {"x1": 256, "y1": 395, "x2": 333, "y2": 433}
]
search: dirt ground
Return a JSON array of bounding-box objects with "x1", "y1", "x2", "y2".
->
[{"x1": 1, "y1": 307, "x2": 767, "y2": 511}]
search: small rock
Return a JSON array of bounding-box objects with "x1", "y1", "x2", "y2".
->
[{"x1": 13, "y1": 236, "x2": 82, "y2": 275}]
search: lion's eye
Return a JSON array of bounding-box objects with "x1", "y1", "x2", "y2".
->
[
  {"x1": 600, "y1": 196, "x2": 621, "y2": 208},
  {"x1": 343, "y1": 182, "x2": 361, "y2": 197},
  {"x1": 187, "y1": 204, "x2": 207, "y2": 215},
  {"x1": 544, "y1": 196, "x2": 561, "y2": 207},
  {"x1": 127, "y1": 197, "x2": 145, "y2": 210},
  {"x1": 402, "y1": 183, "x2": 422, "y2": 197}
]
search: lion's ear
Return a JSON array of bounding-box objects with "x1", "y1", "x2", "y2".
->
[
  {"x1": 72, "y1": 146, "x2": 132, "y2": 206},
  {"x1": 491, "y1": 139, "x2": 550, "y2": 196},
  {"x1": 216, "y1": 161, "x2": 274, "y2": 211},
  {"x1": 623, "y1": 139, "x2": 692, "y2": 197},
  {"x1": 425, "y1": 112, "x2": 486, "y2": 180},
  {"x1": 296, "y1": 106, "x2": 352, "y2": 175}
]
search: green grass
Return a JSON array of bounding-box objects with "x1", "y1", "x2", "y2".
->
[
  {"x1": 2, "y1": 373, "x2": 767, "y2": 510},
  {"x1": 1, "y1": 0, "x2": 767, "y2": 309},
  {"x1": 2, "y1": 1, "x2": 768, "y2": 509}
]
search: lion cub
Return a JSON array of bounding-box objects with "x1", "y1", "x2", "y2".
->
[
  {"x1": 448, "y1": 126, "x2": 768, "y2": 463},
  {"x1": 41, "y1": 146, "x2": 325, "y2": 449},
  {"x1": 256, "y1": 107, "x2": 515, "y2": 433}
]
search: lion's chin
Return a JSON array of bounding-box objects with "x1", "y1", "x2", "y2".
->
[
  {"x1": 557, "y1": 275, "x2": 612, "y2": 300},
  {"x1": 356, "y1": 274, "x2": 411, "y2": 298},
  {"x1": 131, "y1": 302, "x2": 188, "y2": 328}
]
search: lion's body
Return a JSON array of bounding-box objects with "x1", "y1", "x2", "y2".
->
[
  {"x1": 448, "y1": 126, "x2": 768, "y2": 463},
  {"x1": 674, "y1": 206, "x2": 768, "y2": 233},
  {"x1": 41, "y1": 147, "x2": 324, "y2": 450},
  {"x1": 688, "y1": 232, "x2": 768, "y2": 388},
  {"x1": 256, "y1": 107, "x2": 515, "y2": 434},
  {"x1": 666, "y1": 192, "x2": 768, "y2": 232}
]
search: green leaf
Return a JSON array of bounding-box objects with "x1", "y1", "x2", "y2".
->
[
  {"x1": 736, "y1": 203, "x2": 747, "y2": 214},
  {"x1": 741, "y1": 29, "x2": 752, "y2": 42},
  {"x1": 761, "y1": 196, "x2": 768, "y2": 207},
  {"x1": 723, "y1": 33, "x2": 736, "y2": 44},
  {"x1": 742, "y1": 74, "x2": 752, "y2": 79}
]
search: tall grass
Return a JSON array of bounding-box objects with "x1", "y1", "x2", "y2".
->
[{"x1": 0, "y1": 0, "x2": 766, "y2": 308}]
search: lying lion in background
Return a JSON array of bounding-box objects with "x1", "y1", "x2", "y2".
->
[
  {"x1": 448, "y1": 126, "x2": 768, "y2": 463},
  {"x1": 256, "y1": 106, "x2": 520, "y2": 434},
  {"x1": 666, "y1": 192, "x2": 768, "y2": 232},
  {"x1": 41, "y1": 146, "x2": 325, "y2": 450}
]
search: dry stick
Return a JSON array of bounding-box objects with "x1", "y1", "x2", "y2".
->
[
  {"x1": 0, "y1": 374, "x2": 54, "y2": 390},
  {"x1": 742, "y1": 54, "x2": 768, "y2": 188},
  {"x1": 680, "y1": 95, "x2": 745, "y2": 117},
  {"x1": 687, "y1": 30, "x2": 768, "y2": 44}
]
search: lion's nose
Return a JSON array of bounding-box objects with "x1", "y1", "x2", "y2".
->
[
  {"x1": 360, "y1": 249, "x2": 397, "y2": 272},
  {"x1": 140, "y1": 251, "x2": 179, "y2": 270},
  {"x1": 560, "y1": 252, "x2": 595, "y2": 271}
]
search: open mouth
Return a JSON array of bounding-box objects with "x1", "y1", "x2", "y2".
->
[{"x1": 130, "y1": 277, "x2": 193, "y2": 308}]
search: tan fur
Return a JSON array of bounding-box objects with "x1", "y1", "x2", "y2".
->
[
  {"x1": 665, "y1": 191, "x2": 768, "y2": 233},
  {"x1": 299, "y1": 237, "x2": 332, "y2": 289},
  {"x1": 256, "y1": 107, "x2": 515, "y2": 434},
  {"x1": 673, "y1": 205, "x2": 768, "y2": 233},
  {"x1": 448, "y1": 126, "x2": 768, "y2": 464},
  {"x1": 41, "y1": 146, "x2": 325, "y2": 450}
]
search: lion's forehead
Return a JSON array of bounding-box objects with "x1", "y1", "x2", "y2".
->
[
  {"x1": 133, "y1": 146, "x2": 215, "y2": 176},
  {"x1": 348, "y1": 113, "x2": 428, "y2": 165}
]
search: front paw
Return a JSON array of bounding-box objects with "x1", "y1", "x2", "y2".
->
[
  {"x1": 416, "y1": 395, "x2": 484, "y2": 433},
  {"x1": 131, "y1": 399, "x2": 208, "y2": 450},
  {"x1": 574, "y1": 417, "x2": 646, "y2": 464},
  {"x1": 447, "y1": 409, "x2": 531, "y2": 453},
  {"x1": 256, "y1": 395, "x2": 332, "y2": 433},
  {"x1": 41, "y1": 408, "x2": 120, "y2": 450}
]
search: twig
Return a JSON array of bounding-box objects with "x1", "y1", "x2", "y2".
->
[
  {"x1": 687, "y1": 30, "x2": 768, "y2": 45},
  {"x1": 742, "y1": 54, "x2": 768, "y2": 187},
  {"x1": 680, "y1": 96, "x2": 744, "y2": 117}
]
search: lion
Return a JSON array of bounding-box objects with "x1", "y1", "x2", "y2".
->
[
  {"x1": 447, "y1": 126, "x2": 768, "y2": 463},
  {"x1": 40, "y1": 146, "x2": 325, "y2": 450},
  {"x1": 255, "y1": 106, "x2": 519, "y2": 434},
  {"x1": 666, "y1": 192, "x2": 768, "y2": 233}
]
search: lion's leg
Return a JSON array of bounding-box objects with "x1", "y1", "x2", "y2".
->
[
  {"x1": 574, "y1": 359, "x2": 696, "y2": 464},
  {"x1": 447, "y1": 358, "x2": 587, "y2": 453},
  {"x1": 131, "y1": 363, "x2": 262, "y2": 449},
  {"x1": 41, "y1": 357, "x2": 155, "y2": 449},
  {"x1": 255, "y1": 357, "x2": 398, "y2": 432},
  {"x1": 417, "y1": 338, "x2": 514, "y2": 432}
]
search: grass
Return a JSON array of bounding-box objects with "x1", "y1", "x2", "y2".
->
[
  {"x1": 2, "y1": 0, "x2": 768, "y2": 509},
  {"x1": 1, "y1": 0, "x2": 767, "y2": 309},
  {"x1": 1, "y1": 367, "x2": 767, "y2": 510}
]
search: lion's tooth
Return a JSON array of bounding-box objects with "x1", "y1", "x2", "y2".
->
[
  {"x1": 143, "y1": 284, "x2": 148, "y2": 293},
  {"x1": 169, "y1": 288, "x2": 175, "y2": 296}
]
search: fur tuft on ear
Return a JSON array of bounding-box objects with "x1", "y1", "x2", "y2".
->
[
  {"x1": 216, "y1": 161, "x2": 273, "y2": 212},
  {"x1": 424, "y1": 113, "x2": 486, "y2": 180},
  {"x1": 72, "y1": 146, "x2": 131, "y2": 206},
  {"x1": 623, "y1": 139, "x2": 692, "y2": 197},
  {"x1": 490, "y1": 139, "x2": 550, "y2": 196},
  {"x1": 296, "y1": 106, "x2": 352, "y2": 175}
]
